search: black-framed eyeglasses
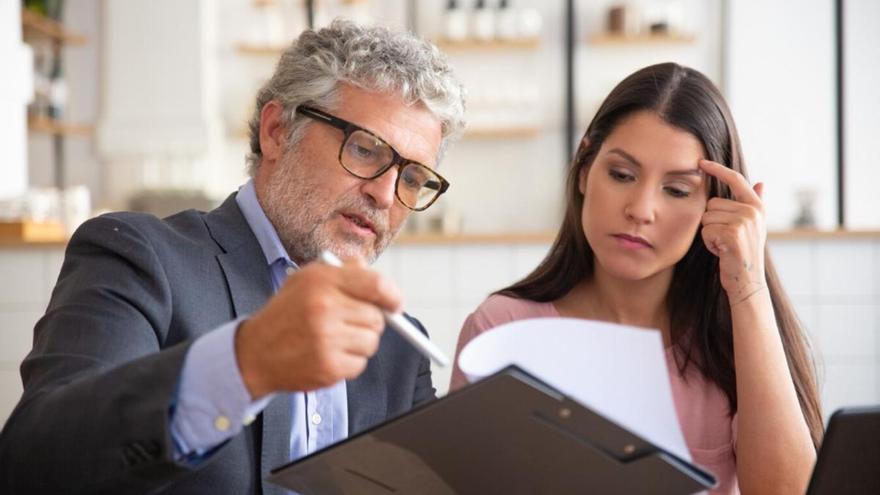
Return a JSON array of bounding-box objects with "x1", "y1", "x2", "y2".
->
[{"x1": 295, "y1": 105, "x2": 450, "y2": 211}]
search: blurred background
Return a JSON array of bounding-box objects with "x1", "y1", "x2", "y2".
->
[{"x1": 0, "y1": 0, "x2": 877, "y2": 424}]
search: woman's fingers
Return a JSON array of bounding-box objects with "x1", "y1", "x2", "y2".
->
[{"x1": 699, "y1": 159, "x2": 762, "y2": 208}]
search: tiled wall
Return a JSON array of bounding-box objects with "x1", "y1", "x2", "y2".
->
[
  {"x1": 1, "y1": 237, "x2": 877, "y2": 424},
  {"x1": 0, "y1": 247, "x2": 64, "y2": 424},
  {"x1": 378, "y1": 237, "x2": 880, "y2": 418}
]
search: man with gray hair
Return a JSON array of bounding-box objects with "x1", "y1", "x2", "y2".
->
[{"x1": 0, "y1": 19, "x2": 465, "y2": 494}]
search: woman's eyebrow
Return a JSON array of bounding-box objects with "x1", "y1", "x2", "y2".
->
[
  {"x1": 608, "y1": 148, "x2": 702, "y2": 177},
  {"x1": 607, "y1": 148, "x2": 642, "y2": 167},
  {"x1": 667, "y1": 169, "x2": 703, "y2": 177}
]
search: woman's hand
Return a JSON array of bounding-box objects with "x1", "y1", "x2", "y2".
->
[{"x1": 698, "y1": 159, "x2": 768, "y2": 305}]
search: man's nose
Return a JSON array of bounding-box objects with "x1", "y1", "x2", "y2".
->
[{"x1": 360, "y1": 166, "x2": 398, "y2": 210}]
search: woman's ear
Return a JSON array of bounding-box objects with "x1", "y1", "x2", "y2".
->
[
  {"x1": 578, "y1": 166, "x2": 588, "y2": 195},
  {"x1": 578, "y1": 138, "x2": 590, "y2": 194},
  {"x1": 576, "y1": 137, "x2": 590, "y2": 195}
]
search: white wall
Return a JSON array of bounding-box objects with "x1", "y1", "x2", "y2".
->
[
  {"x1": 3, "y1": 237, "x2": 876, "y2": 423},
  {"x1": 725, "y1": 0, "x2": 837, "y2": 230},
  {"x1": 844, "y1": 0, "x2": 880, "y2": 229},
  {"x1": 96, "y1": 0, "x2": 224, "y2": 208},
  {"x1": 0, "y1": 0, "x2": 30, "y2": 200}
]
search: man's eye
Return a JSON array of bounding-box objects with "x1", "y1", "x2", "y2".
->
[
  {"x1": 402, "y1": 172, "x2": 425, "y2": 188},
  {"x1": 351, "y1": 143, "x2": 374, "y2": 158}
]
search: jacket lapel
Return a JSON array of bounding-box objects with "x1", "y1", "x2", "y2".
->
[
  {"x1": 346, "y1": 328, "x2": 393, "y2": 435},
  {"x1": 204, "y1": 194, "x2": 291, "y2": 494}
]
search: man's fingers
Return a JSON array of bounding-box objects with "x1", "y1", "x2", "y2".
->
[
  {"x1": 334, "y1": 266, "x2": 402, "y2": 313},
  {"x1": 340, "y1": 300, "x2": 386, "y2": 332},
  {"x1": 339, "y1": 325, "x2": 383, "y2": 357}
]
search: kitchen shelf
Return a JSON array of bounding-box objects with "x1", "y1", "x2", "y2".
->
[
  {"x1": 21, "y1": 9, "x2": 87, "y2": 45},
  {"x1": 234, "y1": 42, "x2": 288, "y2": 56},
  {"x1": 4, "y1": 229, "x2": 879, "y2": 249},
  {"x1": 393, "y1": 229, "x2": 880, "y2": 246},
  {"x1": 395, "y1": 232, "x2": 556, "y2": 245},
  {"x1": 464, "y1": 126, "x2": 541, "y2": 139},
  {"x1": 588, "y1": 33, "x2": 695, "y2": 46},
  {"x1": 28, "y1": 116, "x2": 93, "y2": 137},
  {"x1": 0, "y1": 221, "x2": 67, "y2": 244},
  {"x1": 435, "y1": 37, "x2": 541, "y2": 51}
]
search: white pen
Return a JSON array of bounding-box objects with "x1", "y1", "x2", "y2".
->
[{"x1": 319, "y1": 250, "x2": 450, "y2": 367}]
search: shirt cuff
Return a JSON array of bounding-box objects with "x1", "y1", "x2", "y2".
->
[{"x1": 170, "y1": 317, "x2": 275, "y2": 459}]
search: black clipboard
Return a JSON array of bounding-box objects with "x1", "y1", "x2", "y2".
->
[{"x1": 268, "y1": 366, "x2": 717, "y2": 494}]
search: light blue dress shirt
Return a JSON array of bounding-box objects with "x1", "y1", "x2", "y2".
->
[{"x1": 170, "y1": 180, "x2": 348, "y2": 468}]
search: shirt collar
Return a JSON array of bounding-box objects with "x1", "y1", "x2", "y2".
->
[{"x1": 235, "y1": 180, "x2": 297, "y2": 269}]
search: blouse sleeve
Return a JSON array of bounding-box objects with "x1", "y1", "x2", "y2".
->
[{"x1": 449, "y1": 309, "x2": 493, "y2": 391}]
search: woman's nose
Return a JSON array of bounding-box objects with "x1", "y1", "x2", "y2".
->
[{"x1": 624, "y1": 189, "x2": 656, "y2": 224}]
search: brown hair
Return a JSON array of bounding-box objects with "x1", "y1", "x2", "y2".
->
[{"x1": 500, "y1": 63, "x2": 824, "y2": 447}]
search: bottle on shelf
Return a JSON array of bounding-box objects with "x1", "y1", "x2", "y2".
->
[
  {"x1": 516, "y1": 5, "x2": 543, "y2": 39},
  {"x1": 471, "y1": 0, "x2": 496, "y2": 42},
  {"x1": 47, "y1": 58, "x2": 66, "y2": 120},
  {"x1": 495, "y1": 0, "x2": 518, "y2": 41},
  {"x1": 443, "y1": 0, "x2": 468, "y2": 41}
]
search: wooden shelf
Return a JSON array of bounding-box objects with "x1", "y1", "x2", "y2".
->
[
  {"x1": 393, "y1": 230, "x2": 880, "y2": 246},
  {"x1": 28, "y1": 116, "x2": 93, "y2": 137},
  {"x1": 464, "y1": 126, "x2": 541, "y2": 139},
  {"x1": 395, "y1": 232, "x2": 556, "y2": 245},
  {"x1": 768, "y1": 229, "x2": 880, "y2": 240},
  {"x1": 21, "y1": 9, "x2": 87, "y2": 45},
  {"x1": 252, "y1": 0, "x2": 366, "y2": 5},
  {"x1": 589, "y1": 33, "x2": 695, "y2": 46},
  {"x1": 0, "y1": 221, "x2": 67, "y2": 244},
  {"x1": 435, "y1": 37, "x2": 541, "y2": 51},
  {"x1": 234, "y1": 42, "x2": 288, "y2": 56}
]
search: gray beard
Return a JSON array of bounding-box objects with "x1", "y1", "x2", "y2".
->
[{"x1": 259, "y1": 152, "x2": 398, "y2": 266}]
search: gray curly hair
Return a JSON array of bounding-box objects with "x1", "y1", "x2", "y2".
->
[{"x1": 246, "y1": 19, "x2": 466, "y2": 177}]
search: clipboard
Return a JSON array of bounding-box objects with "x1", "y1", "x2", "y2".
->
[
  {"x1": 267, "y1": 366, "x2": 717, "y2": 494},
  {"x1": 806, "y1": 405, "x2": 880, "y2": 495}
]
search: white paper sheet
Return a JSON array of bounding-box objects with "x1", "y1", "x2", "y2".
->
[{"x1": 457, "y1": 317, "x2": 691, "y2": 462}]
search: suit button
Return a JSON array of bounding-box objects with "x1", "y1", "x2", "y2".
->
[{"x1": 214, "y1": 415, "x2": 231, "y2": 432}]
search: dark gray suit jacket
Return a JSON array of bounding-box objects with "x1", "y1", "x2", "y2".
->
[{"x1": 0, "y1": 194, "x2": 435, "y2": 494}]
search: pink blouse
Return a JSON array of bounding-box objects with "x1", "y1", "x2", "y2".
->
[{"x1": 450, "y1": 294, "x2": 739, "y2": 494}]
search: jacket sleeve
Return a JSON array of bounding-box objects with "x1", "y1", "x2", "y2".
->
[{"x1": 0, "y1": 214, "x2": 204, "y2": 494}]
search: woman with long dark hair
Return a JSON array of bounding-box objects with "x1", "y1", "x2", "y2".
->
[{"x1": 450, "y1": 63, "x2": 822, "y2": 494}]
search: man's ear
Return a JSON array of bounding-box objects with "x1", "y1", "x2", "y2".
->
[{"x1": 259, "y1": 101, "x2": 287, "y2": 166}]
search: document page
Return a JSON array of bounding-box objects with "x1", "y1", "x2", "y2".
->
[{"x1": 457, "y1": 317, "x2": 691, "y2": 462}]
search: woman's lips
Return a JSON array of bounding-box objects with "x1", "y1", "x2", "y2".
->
[{"x1": 613, "y1": 233, "x2": 652, "y2": 249}]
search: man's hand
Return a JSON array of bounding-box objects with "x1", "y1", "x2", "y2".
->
[{"x1": 234, "y1": 257, "x2": 402, "y2": 399}]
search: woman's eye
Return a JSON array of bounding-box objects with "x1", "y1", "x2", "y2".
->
[
  {"x1": 665, "y1": 186, "x2": 690, "y2": 198},
  {"x1": 609, "y1": 169, "x2": 633, "y2": 182}
]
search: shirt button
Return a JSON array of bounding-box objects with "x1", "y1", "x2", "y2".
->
[
  {"x1": 311, "y1": 413, "x2": 322, "y2": 425},
  {"x1": 243, "y1": 414, "x2": 256, "y2": 426},
  {"x1": 214, "y1": 415, "x2": 231, "y2": 432},
  {"x1": 285, "y1": 266, "x2": 295, "y2": 276}
]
